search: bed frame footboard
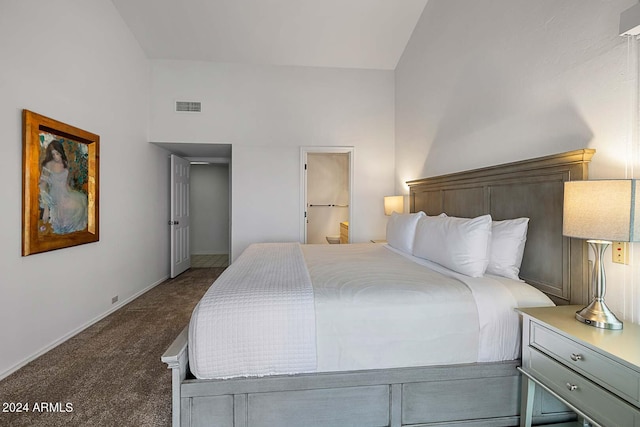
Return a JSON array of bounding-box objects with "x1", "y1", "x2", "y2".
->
[
  {"x1": 161, "y1": 326, "x2": 189, "y2": 427},
  {"x1": 163, "y1": 328, "x2": 574, "y2": 427}
]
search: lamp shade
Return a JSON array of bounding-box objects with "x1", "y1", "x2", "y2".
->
[
  {"x1": 384, "y1": 195, "x2": 404, "y2": 216},
  {"x1": 563, "y1": 180, "x2": 640, "y2": 242}
]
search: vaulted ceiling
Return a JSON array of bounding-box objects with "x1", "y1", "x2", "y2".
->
[{"x1": 111, "y1": 0, "x2": 428, "y2": 70}]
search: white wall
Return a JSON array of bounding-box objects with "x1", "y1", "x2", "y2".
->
[
  {"x1": 150, "y1": 61, "x2": 395, "y2": 259},
  {"x1": 0, "y1": 0, "x2": 169, "y2": 378},
  {"x1": 190, "y1": 164, "x2": 230, "y2": 254},
  {"x1": 395, "y1": 0, "x2": 640, "y2": 322}
]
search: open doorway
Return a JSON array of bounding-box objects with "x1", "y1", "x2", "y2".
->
[
  {"x1": 301, "y1": 147, "x2": 354, "y2": 244},
  {"x1": 152, "y1": 142, "x2": 232, "y2": 276},
  {"x1": 189, "y1": 162, "x2": 230, "y2": 268}
]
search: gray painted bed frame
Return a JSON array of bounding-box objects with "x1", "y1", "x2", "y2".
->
[{"x1": 163, "y1": 148, "x2": 595, "y2": 427}]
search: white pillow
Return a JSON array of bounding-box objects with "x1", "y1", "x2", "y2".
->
[
  {"x1": 486, "y1": 218, "x2": 529, "y2": 280},
  {"x1": 386, "y1": 211, "x2": 426, "y2": 254},
  {"x1": 413, "y1": 214, "x2": 492, "y2": 277}
]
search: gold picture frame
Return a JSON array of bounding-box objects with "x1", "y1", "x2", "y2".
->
[{"x1": 22, "y1": 110, "x2": 100, "y2": 256}]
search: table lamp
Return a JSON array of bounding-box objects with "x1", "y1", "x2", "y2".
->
[
  {"x1": 563, "y1": 180, "x2": 640, "y2": 329},
  {"x1": 384, "y1": 196, "x2": 404, "y2": 216}
]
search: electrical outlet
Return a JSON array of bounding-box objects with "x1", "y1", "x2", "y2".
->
[
  {"x1": 111, "y1": 295, "x2": 119, "y2": 304},
  {"x1": 612, "y1": 242, "x2": 629, "y2": 265}
]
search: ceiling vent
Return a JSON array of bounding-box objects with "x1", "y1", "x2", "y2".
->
[{"x1": 175, "y1": 101, "x2": 202, "y2": 113}]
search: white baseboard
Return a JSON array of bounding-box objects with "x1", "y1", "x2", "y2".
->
[{"x1": 0, "y1": 274, "x2": 170, "y2": 381}]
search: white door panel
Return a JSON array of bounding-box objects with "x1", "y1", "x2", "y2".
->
[{"x1": 171, "y1": 155, "x2": 190, "y2": 278}]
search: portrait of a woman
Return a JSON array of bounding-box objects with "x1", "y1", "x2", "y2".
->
[{"x1": 39, "y1": 139, "x2": 88, "y2": 234}]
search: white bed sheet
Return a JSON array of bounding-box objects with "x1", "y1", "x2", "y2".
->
[
  {"x1": 189, "y1": 242, "x2": 554, "y2": 379},
  {"x1": 305, "y1": 243, "x2": 554, "y2": 373},
  {"x1": 303, "y1": 243, "x2": 480, "y2": 372},
  {"x1": 383, "y1": 244, "x2": 554, "y2": 362}
]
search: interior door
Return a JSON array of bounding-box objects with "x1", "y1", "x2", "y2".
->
[{"x1": 170, "y1": 154, "x2": 190, "y2": 278}]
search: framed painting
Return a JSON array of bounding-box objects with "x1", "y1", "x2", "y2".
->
[{"x1": 22, "y1": 110, "x2": 100, "y2": 256}]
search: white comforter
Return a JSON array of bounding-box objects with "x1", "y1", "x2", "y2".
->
[{"x1": 189, "y1": 243, "x2": 554, "y2": 379}]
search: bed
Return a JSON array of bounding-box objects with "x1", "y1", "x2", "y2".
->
[{"x1": 162, "y1": 148, "x2": 594, "y2": 427}]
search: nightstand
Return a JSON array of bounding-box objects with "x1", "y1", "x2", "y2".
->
[{"x1": 517, "y1": 305, "x2": 640, "y2": 427}]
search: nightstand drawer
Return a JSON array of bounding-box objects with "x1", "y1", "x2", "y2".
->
[
  {"x1": 531, "y1": 321, "x2": 640, "y2": 405},
  {"x1": 528, "y1": 348, "x2": 640, "y2": 427}
]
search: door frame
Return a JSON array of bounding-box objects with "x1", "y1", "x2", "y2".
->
[{"x1": 300, "y1": 146, "x2": 354, "y2": 244}]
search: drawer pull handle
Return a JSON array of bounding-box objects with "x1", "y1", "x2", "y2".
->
[
  {"x1": 570, "y1": 353, "x2": 582, "y2": 361},
  {"x1": 566, "y1": 383, "x2": 578, "y2": 391}
]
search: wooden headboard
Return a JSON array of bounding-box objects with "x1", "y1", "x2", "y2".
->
[{"x1": 407, "y1": 149, "x2": 595, "y2": 306}]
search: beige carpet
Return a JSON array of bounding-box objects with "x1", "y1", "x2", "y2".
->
[{"x1": 0, "y1": 267, "x2": 224, "y2": 427}]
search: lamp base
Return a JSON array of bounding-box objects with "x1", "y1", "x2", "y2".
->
[{"x1": 575, "y1": 300, "x2": 623, "y2": 330}]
